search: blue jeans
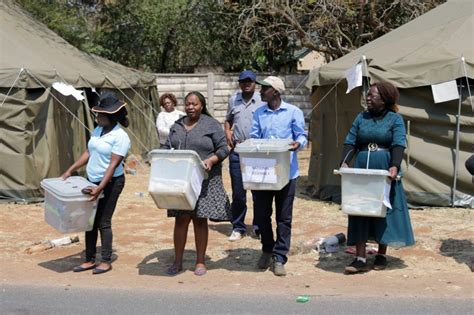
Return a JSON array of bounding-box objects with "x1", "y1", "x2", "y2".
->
[
  {"x1": 229, "y1": 150, "x2": 256, "y2": 233},
  {"x1": 252, "y1": 179, "x2": 296, "y2": 264}
]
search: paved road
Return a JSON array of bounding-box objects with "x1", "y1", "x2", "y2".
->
[{"x1": 1, "y1": 284, "x2": 472, "y2": 314}]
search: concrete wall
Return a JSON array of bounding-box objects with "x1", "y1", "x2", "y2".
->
[{"x1": 155, "y1": 73, "x2": 312, "y2": 127}]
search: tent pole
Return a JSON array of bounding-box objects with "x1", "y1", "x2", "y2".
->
[{"x1": 452, "y1": 85, "x2": 462, "y2": 207}]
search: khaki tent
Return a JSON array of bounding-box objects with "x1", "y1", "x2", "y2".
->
[
  {"x1": 0, "y1": 1, "x2": 160, "y2": 202},
  {"x1": 306, "y1": 0, "x2": 473, "y2": 207}
]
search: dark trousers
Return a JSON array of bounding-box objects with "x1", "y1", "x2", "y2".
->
[
  {"x1": 86, "y1": 175, "x2": 125, "y2": 262},
  {"x1": 229, "y1": 150, "x2": 256, "y2": 233},
  {"x1": 252, "y1": 179, "x2": 296, "y2": 264}
]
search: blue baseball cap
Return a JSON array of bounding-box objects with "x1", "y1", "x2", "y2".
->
[{"x1": 238, "y1": 70, "x2": 256, "y2": 82}]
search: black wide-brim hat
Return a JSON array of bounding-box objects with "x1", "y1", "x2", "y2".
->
[{"x1": 91, "y1": 92, "x2": 127, "y2": 114}]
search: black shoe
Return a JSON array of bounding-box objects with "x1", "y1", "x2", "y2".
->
[
  {"x1": 373, "y1": 254, "x2": 387, "y2": 270},
  {"x1": 345, "y1": 258, "x2": 369, "y2": 274},
  {"x1": 73, "y1": 262, "x2": 96, "y2": 272},
  {"x1": 257, "y1": 252, "x2": 273, "y2": 269},
  {"x1": 92, "y1": 263, "x2": 112, "y2": 275}
]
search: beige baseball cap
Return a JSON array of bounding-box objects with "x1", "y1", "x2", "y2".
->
[{"x1": 257, "y1": 76, "x2": 285, "y2": 93}]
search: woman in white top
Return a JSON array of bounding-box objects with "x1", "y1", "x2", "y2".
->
[{"x1": 156, "y1": 93, "x2": 184, "y2": 147}]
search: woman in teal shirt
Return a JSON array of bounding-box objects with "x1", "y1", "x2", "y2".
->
[
  {"x1": 62, "y1": 92, "x2": 131, "y2": 275},
  {"x1": 340, "y1": 82, "x2": 415, "y2": 274}
]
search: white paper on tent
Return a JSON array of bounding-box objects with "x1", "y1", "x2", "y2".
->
[
  {"x1": 431, "y1": 80, "x2": 459, "y2": 103},
  {"x1": 52, "y1": 82, "x2": 85, "y2": 101},
  {"x1": 345, "y1": 63, "x2": 362, "y2": 94},
  {"x1": 242, "y1": 157, "x2": 277, "y2": 184},
  {"x1": 382, "y1": 181, "x2": 392, "y2": 209}
]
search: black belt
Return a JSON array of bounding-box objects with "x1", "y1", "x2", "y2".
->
[{"x1": 358, "y1": 143, "x2": 389, "y2": 152}]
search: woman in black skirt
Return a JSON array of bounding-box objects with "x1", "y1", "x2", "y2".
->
[{"x1": 163, "y1": 91, "x2": 230, "y2": 276}]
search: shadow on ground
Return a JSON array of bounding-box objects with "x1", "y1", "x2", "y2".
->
[
  {"x1": 137, "y1": 248, "x2": 265, "y2": 276},
  {"x1": 208, "y1": 222, "x2": 233, "y2": 237},
  {"x1": 209, "y1": 223, "x2": 259, "y2": 238},
  {"x1": 209, "y1": 248, "x2": 264, "y2": 273},
  {"x1": 439, "y1": 238, "x2": 474, "y2": 271},
  {"x1": 314, "y1": 250, "x2": 408, "y2": 274},
  {"x1": 38, "y1": 248, "x2": 118, "y2": 273},
  {"x1": 137, "y1": 249, "x2": 211, "y2": 277}
]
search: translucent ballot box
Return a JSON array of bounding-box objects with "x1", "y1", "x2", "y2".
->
[
  {"x1": 235, "y1": 139, "x2": 292, "y2": 191},
  {"x1": 335, "y1": 168, "x2": 392, "y2": 218},
  {"x1": 148, "y1": 150, "x2": 206, "y2": 210},
  {"x1": 40, "y1": 176, "x2": 101, "y2": 233}
]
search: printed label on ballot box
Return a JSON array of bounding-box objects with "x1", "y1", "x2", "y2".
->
[{"x1": 242, "y1": 157, "x2": 277, "y2": 184}]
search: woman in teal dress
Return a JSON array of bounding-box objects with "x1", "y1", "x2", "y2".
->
[{"x1": 340, "y1": 82, "x2": 415, "y2": 274}]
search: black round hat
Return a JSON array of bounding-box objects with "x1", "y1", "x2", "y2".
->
[{"x1": 91, "y1": 92, "x2": 126, "y2": 114}]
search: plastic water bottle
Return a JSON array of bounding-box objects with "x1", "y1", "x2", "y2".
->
[
  {"x1": 296, "y1": 295, "x2": 311, "y2": 303},
  {"x1": 318, "y1": 233, "x2": 346, "y2": 253}
]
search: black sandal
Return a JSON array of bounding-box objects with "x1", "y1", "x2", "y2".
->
[
  {"x1": 92, "y1": 263, "x2": 112, "y2": 275},
  {"x1": 73, "y1": 262, "x2": 96, "y2": 272}
]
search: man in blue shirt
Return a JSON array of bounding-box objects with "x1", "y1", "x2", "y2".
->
[
  {"x1": 225, "y1": 70, "x2": 262, "y2": 241},
  {"x1": 250, "y1": 76, "x2": 308, "y2": 276}
]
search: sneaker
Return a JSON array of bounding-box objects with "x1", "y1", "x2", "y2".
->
[
  {"x1": 228, "y1": 230, "x2": 245, "y2": 242},
  {"x1": 345, "y1": 258, "x2": 369, "y2": 274},
  {"x1": 271, "y1": 260, "x2": 287, "y2": 276},
  {"x1": 257, "y1": 252, "x2": 273, "y2": 269},
  {"x1": 373, "y1": 254, "x2": 387, "y2": 270}
]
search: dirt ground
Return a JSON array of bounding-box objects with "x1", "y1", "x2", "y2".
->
[{"x1": 1, "y1": 148, "x2": 473, "y2": 299}]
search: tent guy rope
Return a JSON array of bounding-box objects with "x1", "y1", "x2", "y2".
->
[
  {"x1": 304, "y1": 77, "x2": 345, "y2": 119},
  {"x1": 79, "y1": 75, "x2": 154, "y2": 154},
  {"x1": 122, "y1": 77, "x2": 160, "y2": 117},
  {"x1": 104, "y1": 76, "x2": 158, "y2": 128},
  {"x1": 26, "y1": 69, "x2": 92, "y2": 132},
  {"x1": 26, "y1": 69, "x2": 146, "y2": 171},
  {"x1": 0, "y1": 68, "x2": 23, "y2": 108}
]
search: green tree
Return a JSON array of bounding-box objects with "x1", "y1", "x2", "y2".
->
[
  {"x1": 234, "y1": 0, "x2": 446, "y2": 61},
  {"x1": 15, "y1": 0, "x2": 98, "y2": 52},
  {"x1": 14, "y1": 0, "x2": 270, "y2": 72},
  {"x1": 15, "y1": 0, "x2": 446, "y2": 72}
]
